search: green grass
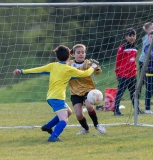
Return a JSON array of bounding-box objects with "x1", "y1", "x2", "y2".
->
[
  {"x1": 1, "y1": 101, "x2": 153, "y2": 160},
  {"x1": 0, "y1": 51, "x2": 150, "y2": 159},
  {"x1": 0, "y1": 76, "x2": 48, "y2": 103}
]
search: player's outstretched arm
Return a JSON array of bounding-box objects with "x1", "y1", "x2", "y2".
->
[
  {"x1": 13, "y1": 64, "x2": 52, "y2": 75},
  {"x1": 71, "y1": 62, "x2": 97, "y2": 78}
]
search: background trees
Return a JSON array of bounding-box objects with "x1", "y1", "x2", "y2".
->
[{"x1": 0, "y1": 0, "x2": 153, "y2": 86}]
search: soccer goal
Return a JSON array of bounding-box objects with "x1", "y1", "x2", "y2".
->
[{"x1": 1, "y1": 2, "x2": 153, "y2": 129}]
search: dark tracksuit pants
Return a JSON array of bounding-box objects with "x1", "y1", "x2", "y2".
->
[
  {"x1": 114, "y1": 77, "x2": 137, "y2": 112},
  {"x1": 145, "y1": 75, "x2": 153, "y2": 110},
  {"x1": 139, "y1": 61, "x2": 145, "y2": 95},
  {"x1": 139, "y1": 61, "x2": 144, "y2": 75}
]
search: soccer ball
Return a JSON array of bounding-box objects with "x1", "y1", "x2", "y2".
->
[{"x1": 87, "y1": 89, "x2": 103, "y2": 105}]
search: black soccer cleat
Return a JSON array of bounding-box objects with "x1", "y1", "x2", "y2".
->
[
  {"x1": 114, "y1": 111, "x2": 124, "y2": 116},
  {"x1": 41, "y1": 124, "x2": 53, "y2": 134}
]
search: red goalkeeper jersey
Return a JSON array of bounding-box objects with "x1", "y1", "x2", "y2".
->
[{"x1": 115, "y1": 42, "x2": 138, "y2": 78}]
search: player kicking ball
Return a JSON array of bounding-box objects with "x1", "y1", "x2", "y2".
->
[
  {"x1": 13, "y1": 45, "x2": 98, "y2": 142},
  {"x1": 41, "y1": 44, "x2": 106, "y2": 136}
]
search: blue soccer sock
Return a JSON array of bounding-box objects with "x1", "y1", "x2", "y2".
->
[
  {"x1": 45, "y1": 115, "x2": 59, "y2": 129},
  {"x1": 50, "y1": 120, "x2": 67, "y2": 138}
]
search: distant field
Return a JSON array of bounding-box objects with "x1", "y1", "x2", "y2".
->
[{"x1": 1, "y1": 101, "x2": 153, "y2": 160}]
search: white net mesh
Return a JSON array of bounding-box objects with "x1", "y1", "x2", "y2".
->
[{"x1": 1, "y1": 3, "x2": 153, "y2": 128}]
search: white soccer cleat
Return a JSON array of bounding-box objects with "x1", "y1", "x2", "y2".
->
[
  {"x1": 95, "y1": 124, "x2": 106, "y2": 134},
  {"x1": 76, "y1": 128, "x2": 89, "y2": 135},
  {"x1": 144, "y1": 110, "x2": 153, "y2": 114}
]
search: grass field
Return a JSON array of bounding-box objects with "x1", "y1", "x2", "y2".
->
[
  {"x1": 1, "y1": 101, "x2": 153, "y2": 160},
  {"x1": 0, "y1": 49, "x2": 152, "y2": 159}
]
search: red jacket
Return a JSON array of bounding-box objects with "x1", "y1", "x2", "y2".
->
[{"x1": 115, "y1": 42, "x2": 137, "y2": 78}]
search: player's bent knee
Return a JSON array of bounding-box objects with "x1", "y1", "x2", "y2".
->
[{"x1": 68, "y1": 109, "x2": 72, "y2": 116}]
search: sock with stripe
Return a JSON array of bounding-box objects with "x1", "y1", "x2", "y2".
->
[
  {"x1": 88, "y1": 109, "x2": 98, "y2": 127},
  {"x1": 78, "y1": 117, "x2": 89, "y2": 131}
]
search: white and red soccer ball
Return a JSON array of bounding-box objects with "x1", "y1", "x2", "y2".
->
[{"x1": 87, "y1": 89, "x2": 103, "y2": 105}]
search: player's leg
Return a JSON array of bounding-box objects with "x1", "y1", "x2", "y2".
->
[
  {"x1": 145, "y1": 76, "x2": 153, "y2": 114},
  {"x1": 85, "y1": 99, "x2": 98, "y2": 127},
  {"x1": 48, "y1": 110, "x2": 68, "y2": 142},
  {"x1": 66, "y1": 103, "x2": 73, "y2": 116},
  {"x1": 84, "y1": 96, "x2": 106, "y2": 134},
  {"x1": 128, "y1": 77, "x2": 137, "y2": 106},
  {"x1": 41, "y1": 102, "x2": 72, "y2": 134},
  {"x1": 71, "y1": 95, "x2": 89, "y2": 135},
  {"x1": 41, "y1": 116, "x2": 58, "y2": 134},
  {"x1": 114, "y1": 77, "x2": 128, "y2": 116},
  {"x1": 139, "y1": 61, "x2": 145, "y2": 96},
  {"x1": 127, "y1": 77, "x2": 144, "y2": 114},
  {"x1": 74, "y1": 103, "x2": 89, "y2": 135},
  {"x1": 47, "y1": 100, "x2": 68, "y2": 142}
]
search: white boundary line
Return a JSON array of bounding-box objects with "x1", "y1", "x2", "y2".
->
[
  {"x1": 1, "y1": 123, "x2": 153, "y2": 129},
  {"x1": 129, "y1": 124, "x2": 153, "y2": 127},
  {"x1": 0, "y1": 123, "x2": 128, "y2": 129}
]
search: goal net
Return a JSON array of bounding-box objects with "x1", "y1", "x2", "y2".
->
[{"x1": 1, "y1": 2, "x2": 153, "y2": 129}]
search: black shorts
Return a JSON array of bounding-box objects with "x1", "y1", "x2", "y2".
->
[{"x1": 71, "y1": 92, "x2": 88, "y2": 106}]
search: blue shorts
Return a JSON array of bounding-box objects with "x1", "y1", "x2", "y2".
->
[{"x1": 47, "y1": 99, "x2": 67, "y2": 113}]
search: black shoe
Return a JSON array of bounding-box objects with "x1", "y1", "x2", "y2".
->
[
  {"x1": 41, "y1": 124, "x2": 53, "y2": 134},
  {"x1": 48, "y1": 137, "x2": 61, "y2": 142},
  {"x1": 114, "y1": 111, "x2": 124, "y2": 116}
]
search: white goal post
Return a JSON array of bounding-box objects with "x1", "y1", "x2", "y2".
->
[{"x1": 1, "y1": 2, "x2": 153, "y2": 129}]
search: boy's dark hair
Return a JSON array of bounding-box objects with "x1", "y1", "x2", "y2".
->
[
  {"x1": 148, "y1": 30, "x2": 153, "y2": 36},
  {"x1": 54, "y1": 45, "x2": 70, "y2": 61},
  {"x1": 125, "y1": 28, "x2": 136, "y2": 36}
]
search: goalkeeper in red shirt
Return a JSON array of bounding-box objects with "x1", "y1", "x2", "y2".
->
[{"x1": 114, "y1": 28, "x2": 144, "y2": 116}]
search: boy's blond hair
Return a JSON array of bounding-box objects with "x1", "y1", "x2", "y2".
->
[{"x1": 143, "y1": 22, "x2": 153, "y2": 31}]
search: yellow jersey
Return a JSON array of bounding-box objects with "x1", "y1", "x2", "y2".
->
[{"x1": 21, "y1": 62, "x2": 94, "y2": 100}]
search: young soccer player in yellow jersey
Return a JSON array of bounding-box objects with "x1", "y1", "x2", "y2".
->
[
  {"x1": 68, "y1": 44, "x2": 106, "y2": 135},
  {"x1": 13, "y1": 45, "x2": 98, "y2": 142}
]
